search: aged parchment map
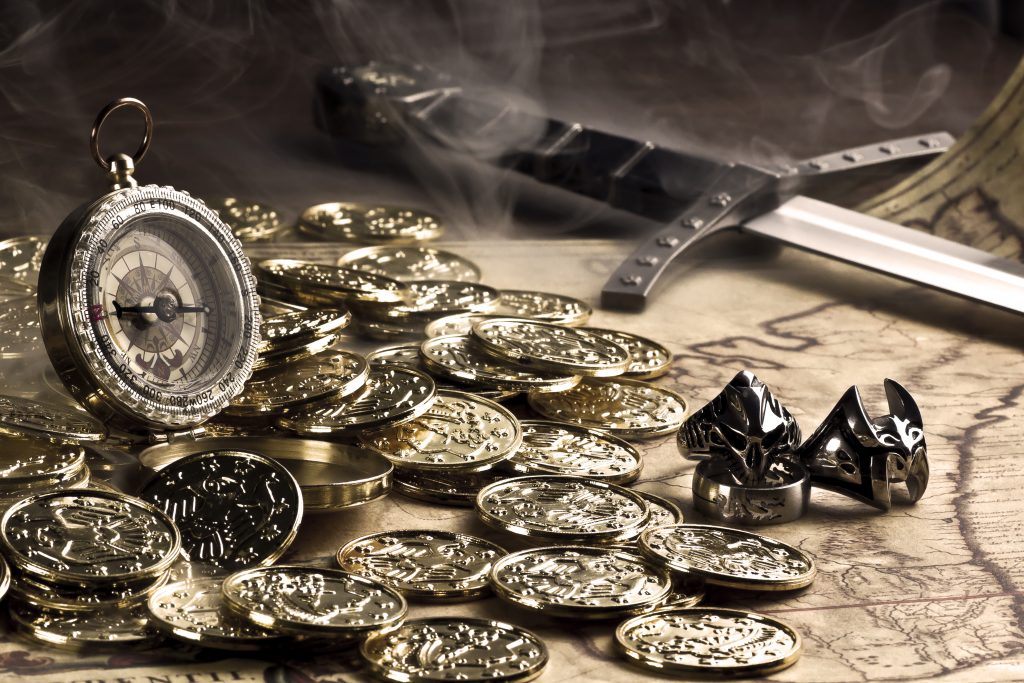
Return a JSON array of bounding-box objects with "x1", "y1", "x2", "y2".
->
[{"x1": 1, "y1": 236, "x2": 1022, "y2": 682}]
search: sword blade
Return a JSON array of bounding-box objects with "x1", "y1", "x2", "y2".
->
[{"x1": 742, "y1": 196, "x2": 1024, "y2": 315}]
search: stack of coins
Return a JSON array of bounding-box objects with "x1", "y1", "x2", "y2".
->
[
  {"x1": 1, "y1": 489, "x2": 182, "y2": 651},
  {"x1": 0, "y1": 436, "x2": 90, "y2": 508}
]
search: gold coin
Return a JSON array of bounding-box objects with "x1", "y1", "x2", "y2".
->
[
  {"x1": 393, "y1": 468, "x2": 508, "y2": 507},
  {"x1": 528, "y1": 377, "x2": 688, "y2": 438},
  {"x1": 258, "y1": 308, "x2": 351, "y2": 353},
  {"x1": 226, "y1": 351, "x2": 369, "y2": 416},
  {"x1": 253, "y1": 332, "x2": 339, "y2": 372},
  {"x1": 0, "y1": 236, "x2": 46, "y2": 285},
  {"x1": 582, "y1": 327, "x2": 673, "y2": 379},
  {"x1": 299, "y1": 202, "x2": 443, "y2": 244},
  {"x1": 420, "y1": 335, "x2": 580, "y2": 393},
  {"x1": 204, "y1": 197, "x2": 287, "y2": 242},
  {"x1": 383, "y1": 280, "x2": 499, "y2": 321},
  {"x1": 472, "y1": 318, "x2": 631, "y2": 377},
  {"x1": 493, "y1": 289, "x2": 591, "y2": 326},
  {"x1": 424, "y1": 313, "x2": 502, "y2": 338},
  {"x1": 508, "y1": 420, "x2": 642, "y2": 484},
  {"x1": 10, "y1": 602, "x2": 156, "y2": 652},
  {"x1": 0, "y1": 395, "x2": 107, "y2": 443},
  {"x1": 256, "y1": 258, "x2": 408, "y2": 304},
  {"x1": 338, "y1": 245, "x2": 481, "y2": 282},
  {"x1": 360, "y1": 390, "x2": 522, "y2": 472},
  {"x1": 0, "y1": 295, "x2": 41, "y2": 359}
]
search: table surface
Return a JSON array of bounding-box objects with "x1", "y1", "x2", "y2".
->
[{"x1": 2, "y1": 235, "x2": 1023, "y2": 682}]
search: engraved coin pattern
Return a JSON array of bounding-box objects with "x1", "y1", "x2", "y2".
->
[
  {"x1": 491, "y1": 546, "x2": 672, "y2": 618},
  {"x1": 635, "y1": 491, "x2": 684, "y2": 529},
  {"x1": 493, "y1": 290, "x2": 592, "y2": 326},
  {"x1": 420, "y1": 335, "x2": 581, "y2": 393},
  {"x1": 205, "y1": 197, "x2": 286, "y2": 242},
  {"x1": 616, "y1": 608, "x2": 801, "y2": 675},
  {"x1": 424, "y1": 313, "x2": 504, "y2": 338},
  {"x1": 221, "y1": 565, "x2": 407, "y2": 635},
  {"x1": 279, "y1": 364, "x2": 436, "y2": 434},
  {"x1": 139, "y1": 451, "x2": 303, "y2": 573},
  {"x1": 473, "y1": 319, "x2": 631, "y2": 377},
  {"x1": 1, "y1": 490, "x2": 180, "y2": 583},
  {"x1": 338, "y1": 245, "x2": 481, "y2": 282},
  {"x1": 394, "y1": 468, "x2": 509, "y2": 507},
  {"x1": 583, "y1": 328, "x2": 673, "y2": 379},
  {"x1": 300, "y1": 203, "x2": 443, "y2": 244},
  {"x1": 338, "y1": 530, "x2": 506, "y2": 599},
  {"x1": 510, "y1": 421, "x2": 642, "y2": 484},
  {"x1": 0, "y1": 295, "x2": 41, "y2": 359},
  {"x1": 476, "y1": 476, "x2": 650, "y2": 542},
  {"x1": 360, "y1": 390, "x2": 522, "y2": 471},
  {"x1": 148, "y1": 578, "x2": 283, "y2": 649},
  {"x1": 366, "y1": 343, "x2": 423, "y2": 367},
  {"x1": 528, "y1": 377, "x2": 688, "y2": 438},
  {"x1": 12, "y1": 603, "x2": 154, "y2": 650},
  {"x1": 0, "y1": 437, "x2": 84, "y2": 484},
  {"x1": 256, "y1": 259, "x2": 407, "y2": 303},
  {"x1": 0, "y1": 236, "x2": 46, "y2": 284},
  {"x1": 226, "y1": 352, "x2": 369, "y2": 415},
  {"x1": 386, "y1": 281, "x2": 499, "y2": 319},
  {"x1": 259, "y1": 308, "x2": 351, "y2": 352},
  {"x1": 361, "y1": 618, "x2": 549, "y2": 683},
  {"x1": 0, "y1": 395, "x2": 107, "y2": 442},
  {"x1": 13, "y1": 571, "x2": 165, "y2": 612},
  {"x1": 639, "y1": 524, "x2": 816, "y2": 590}
]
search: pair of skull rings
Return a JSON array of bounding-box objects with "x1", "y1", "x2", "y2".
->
[{"x1": 678, "y1": 371, "x2": 929, "y2": 526}]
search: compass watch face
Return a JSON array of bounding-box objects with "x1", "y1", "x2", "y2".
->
[{"x1": 39, "y1": 185, "x2": 261, "y2": 431}]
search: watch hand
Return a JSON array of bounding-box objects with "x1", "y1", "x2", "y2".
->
[
  {"x1": 111, "y1": 300, "x2": 210, "y2": 318},
  {"x1": 175, "y1": 304, "x2": 211, "y2": 314}
]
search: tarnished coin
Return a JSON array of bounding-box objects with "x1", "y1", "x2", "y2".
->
[
  {"x1": 639, "y1": 524, "x2": 816, "y2": 591},
  {"x1": 258, "y1": 308, "x2": 351, "y2": 352},
  {"x1": 0, "y1": 436, "x2": 85, "y2": 488},
  {"x1": 491, "y1": 546, "x2": 671, "y2": 620},
  {"x1": 12, "y1": 570, "x2": 165, "y2": 612},
  {"x1": 1, "y1": 490, "x2": 180, "y2": 585},
  {"x1": 338, "y1": 245, "x2": 480, "y2": 282},
  {"x1": 476, "y1": 475, "x2": 650, "y2": 543},
  {"x1": 338, "y1": 530, "x2": 506, "y2": 600},
  {"x1": 11, "y1": 603, "x2": 155, "y2": 651},
  {"x1": 360, "y1": 390, "x2": 521, "y2": 472},
  {"x1": 205, "y1": 197, "x2": 287, "y2": 242},
  {"x1": 256, "y1": 258, "x2": 408, "y2": 303},
  {"x1": 473, "y1": 318, "x2": 631, "y2": 377},
  {"x1": 148, "y1": 577, "x2": 284, "y2": 650},
  {"x1": 222, "y1": 565, "x2": 407, "y2": 636},
  {"x1": 139, "y1": 451, "x2": 303, "y2": 574},
  {"x1": 0, "y1": 395, "x2": 107, "y2": 443},
  {"x1": 361, "y1": 618, "x2": 548, "y2": 683},
  {"x1": 226, "y1": 352, "x2": 369, "y2": 416},
  {"x1": 279, "y1": 364, "x2": 436, "y2": 434},
  {"x1": 528, "y1": 377, "x2": 688, "y2": 438},
  {"x1": 0, "y1": 236, "x2": 46, "y2": 285},
  {"x1": 509, "y1": 421, "x2": 642, "y2": 484},
  {"x1": 385, "y1": 281, "x2": 499, "y2": 320},
  {"x1": 299, "y1": 202, "x2": 444, "y2": 244},
  {"x1": 421, "y1": 335, "x2": 581, "y2": 393},
  {"x1": 582, "y1": 328, "x2": 672, "y2": 380},
  {"x1": 635, "y1": 491, "x2": 685, "y2": 529},
  {"x1": 0, "y1": 295, "x2": 41, "y2": 359},
  {"x1": 493, "y1": 289, "x2": 591, "y2": 326},
  {"x1": 393, "y1": 468, "x2": 508, "y2": 507},
  {"x1": 616, "y1": 608, "x2": 802, "y2": 676}
]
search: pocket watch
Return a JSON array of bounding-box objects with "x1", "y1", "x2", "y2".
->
[{"x1": 38, "y1": 98, "x2": 261, "y2": 434}]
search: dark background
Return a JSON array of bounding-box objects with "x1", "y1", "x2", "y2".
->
[{"x1": 0, "y1": 0, "x2": 1020, "y2": 241}]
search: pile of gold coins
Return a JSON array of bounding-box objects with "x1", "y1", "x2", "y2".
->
[{"x1": 0, "y1": 202, "x2": 814, "y2": 680}]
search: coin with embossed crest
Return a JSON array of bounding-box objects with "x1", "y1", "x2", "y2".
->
[
  {"x1": 0, "y1": 395, "x2": 106, "y2": 443},
  {"x1": 338, "y1": 530, "x2": 506, "y2": 600},
  {"x1": 226, "y1": 351, "x2": 369, "y2": 416},
  {"x1": 360, "y1": 390, "x2": 521, "y2": 472},
  {"x1": 338, "y1": 245, "x2": 481, "y2": 283},
  {"x1": 1, "y1": 489, "x2": 180, "y2": 585},
  {"x1": 0, "y1": 295, "x2": 41, "y2": 359},
  {"x1": 139, "y1": 450, "x2": 302, "y2": 574},
  {"x1": 254, "y1": 332, "x2": 339, "y2": 372},
  {"x1": 421, "y1": 335, "x2": 580, "y2": 393},
  {"x1": 361, "y1": 617, "x2": 548, "y2": 683},
  {"x1": 424, "y1": 313, "x2": 502, "y2": 338},
  {"x1": 476, "y1": 475, "x2": 650, "y2": 543},
  {"x1": 491, "y1": 546, "x2": 671, "y2": 620},
  {"x1": 385, "y1": 281, "x2": 499, "y2": 321},
  {"x1": 393, "y1": 468, "x2": 509, "y2": 507},
  {"x1": 256, "y1": 258, "x2": 408, "y2": 304},
  {"x1": 300, "y1": 202, "x2": 443, "y2": 244},
  {"x1": 0, "y1": 236, "x2": 46, "y2": 285},
  {"x1": 205, "y1": 197, "x2": 287, "y2": 242},
  {"x1": 258, "y1": 308, "x2": 351, "y2": 353},
  {"x1": 222, "y1": 565, "x2": 408, "y2": 636},
  {"x1": 639, "y1": 524, "x2": 816, "y2": 591},
  {"x1": 12, "y1": 570, "x2": 165, "y2": 612},
  {"x1": 509, "y1": 421, "x2": 642, "y2": 484},
  {"x1": 11, "y1": 602, "x2": 156, "y2": 651},
  {"x1": 148, "y1": 577, "x2": 285, "y2": 650},
  {"x1": 473, "y1": 319, "x2": 630, "y2": 377},
  {"x1": 635, "y1": 491, "x2": 684, "y2": 529},
  {"x1": 367, "y1": 343, "x2": 518, "y2": 402},
  {"x1": 278, "y1": 364, "x2": 436, "y2": 434},
  {"x1": 582, "y1": 328, "x2": 672, "y2": 380},
  {"x1": 0, "y1": 436, "x2": 85, "y2": 488},
  {"x1": 616, "y1": 607, "x2": 802, "y2": 675},
  {"x1": 493, "y1": 290, "x2": 591, "y2": 326},
  {"x1": 528, "y1": 377, "x2": 688, "y2": 438}
]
